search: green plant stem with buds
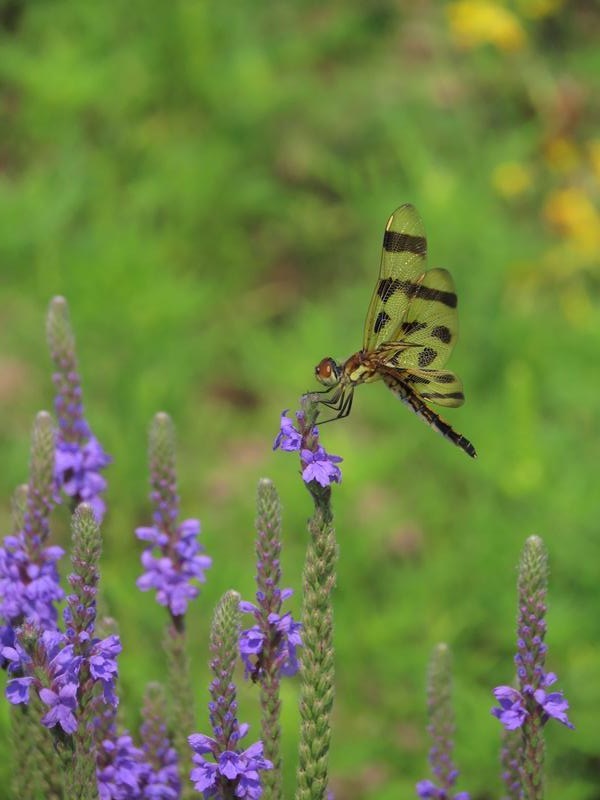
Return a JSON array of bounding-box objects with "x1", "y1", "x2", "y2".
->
[
  {"x1": 165, "y1": 624, "x2": 196, "y2": 800},
  {"x1": 68, "y1": 505, "x2": 103, "y2": 800},
  {"x1": 295, "y1": 397, "x2": 337, "y2": 800}
]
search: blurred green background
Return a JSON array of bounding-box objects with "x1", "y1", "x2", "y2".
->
[{"x1": 1, "y1": 1, "x2": 599, "y2": 797}]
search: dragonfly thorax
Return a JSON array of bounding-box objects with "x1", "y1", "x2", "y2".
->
[{"x1": 315, "y1": 357, "x2": 342, "y2": 387}]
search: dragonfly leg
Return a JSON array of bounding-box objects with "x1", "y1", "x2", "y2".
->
[{"x1": 315, "y1": 388, "x2": 354, "y2": 425}]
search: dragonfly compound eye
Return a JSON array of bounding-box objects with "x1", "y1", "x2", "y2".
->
[{"x1": 315, "y1": 357, "x2": 340, "y2": 386}]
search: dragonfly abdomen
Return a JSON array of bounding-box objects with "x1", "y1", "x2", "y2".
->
[{"x1": 383, "y1": 372, "x2": 477, "y2": 458}]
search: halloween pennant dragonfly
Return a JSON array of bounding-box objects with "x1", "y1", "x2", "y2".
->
[{"x1": 314, "y1": 204, "x2": 476, "y2": 458}]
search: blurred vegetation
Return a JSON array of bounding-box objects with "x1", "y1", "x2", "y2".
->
[{"x1": 0, "y1": 1, "x2": 599, "y2": 798}]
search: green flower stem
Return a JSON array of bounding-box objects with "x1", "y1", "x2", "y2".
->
[
  {"x1": 294, "y1": 505, "x2": 337, "y2": 800},
  {"x1": 164, "y1": 624, "x2": 196, "y2": 800},
  {"x1": 68, "y1": 505, "x2": 102, "y2": 800},
  {"x1": 64, "y1": 738, "x2": 98, "y2": 800},
  {"x1": 10, "y1": 704, "x2": 43, "y2": 799},
  {"x1": 30, "y1": 694, "x2": 64, "y2": 800}
]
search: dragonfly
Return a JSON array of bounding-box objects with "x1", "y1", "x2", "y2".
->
[{"x1": 313, "y1": 204, "x2": 476, "y2": 458}]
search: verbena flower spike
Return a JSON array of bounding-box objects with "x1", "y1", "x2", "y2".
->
[
  {"x1": 280, "y1": 396, "x2": 338, "y2": 800},
  {"x1": 139, "y1": 682, "x2": 181, "y2": 799},
  {"x1": 0, "y1": 412, "x2": 64, "y2": 641},
  {"x1": 136, "y1": 412, "x2": 211, "y2": 621},
  {"x1": 189, "y1": 590, "x2": 273, "y2": 799},
  {"x1": 136, "y1": 411, "x2": 210, "y2": 796},
  {"x1": 47, "y1": 296, "x2": 111, "y2": 522},
  {"x1": 491, "y1": 535, "x2": 573, "y2": 800},
  {"x1": 416, "y1": 643, "x2": 470, "y2": 800},
  {"x1": 239, "y1": 478, "x2": 302, "y2": 799}
]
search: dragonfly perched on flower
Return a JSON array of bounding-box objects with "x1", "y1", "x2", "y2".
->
[{"x1": 313, "y1": 204, "x2": 476, "y2": 458}]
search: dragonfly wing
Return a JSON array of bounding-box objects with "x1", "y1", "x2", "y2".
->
[
  {"x1": 400, "y1": 368, "x2": 465, "y2": 407},
  {"x1": 363, "y1": 205, "x2": 428, "y2": 351},
  {"x1": 386, "y1": 268, "x2": 459, "y2": 370}
]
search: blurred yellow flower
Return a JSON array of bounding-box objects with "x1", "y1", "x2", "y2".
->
[
  {"x1": 543, "y1": 137, "x2": 580, "y2": 173},
  {"x1": 544, "y1": 187, "x2": 600, "y2": 254},
  {"x1": 447, "y1": 1, "x2": 527, "y2": 51},
  {"x1": 491, "y1": 161, "x2": 533, "y2": 197}
]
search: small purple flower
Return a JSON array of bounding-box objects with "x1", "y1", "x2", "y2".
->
[
  {"x1": 271, "y1": 610, "x2": 302, "y2": 675},
  {"x1": 492, "y1": 685, "x2": 529, "y2": 731},
  {"x1": 272, "y1": 411, "x2": 303, "y2": 452},
  {"x1": 301, "y1": 447, "x2": 342, "y2": 487},
  {"x1": 55, "y1": 437, "x2": 111, "y2": 523},
  {"x1": 5, "y1": 675, "x2": 35, "y2": 704},
  {"x1": 39, "y1": 682, "x2": 78, "y2": 734},
  {"x1": 533, "y1": 672, "x2": 574, "y2": 729},
  {"x1": 88, "y1": 634, "x2": 121, "y2": 706}
]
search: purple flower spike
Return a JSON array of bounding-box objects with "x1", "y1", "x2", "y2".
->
[
  {"x1": 491, "y1": 537, "x2": 573, "y2": 797},
  {"x1": 138, "y1": 683, "x2": 181, "y2": 799},
  {"x1": 0, "y1": 416, "x2": 64, "y2": 634},
  {"x1": 136, "y1": 414, "x2": 211, "y2": 619},
  {"x1": 189, "y1": 591, "x2": 273, "y2": 799},
  {"x1": 416, "y1": 644, "x2": 470, "y2": 800},
  {"x1": 47, "y1": 297, "x2": 111, "y2": 522}
]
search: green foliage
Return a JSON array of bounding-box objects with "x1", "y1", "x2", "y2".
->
[{"x1": 1, "y1": 1, "x2": 599, "y2": 798}]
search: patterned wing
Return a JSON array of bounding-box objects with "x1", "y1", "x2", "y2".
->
[
  {"x1": 400, "y1": 368, "x2": 465, "y2": 407},
  {"x1": 363, "y1": 204, "x2": 428, "y2": 351},
  {"x1": 386, "y1": 268, "x2": 459, "y2": 370}
]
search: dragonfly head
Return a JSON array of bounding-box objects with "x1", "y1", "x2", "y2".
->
[{"x1": 315, "y1": 357, "x2": 342, "y2": 387}]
